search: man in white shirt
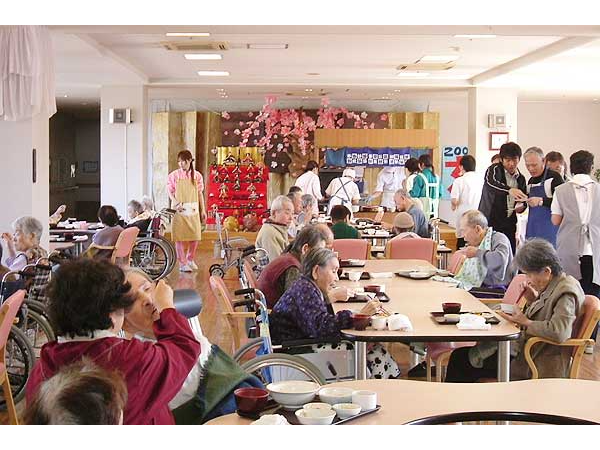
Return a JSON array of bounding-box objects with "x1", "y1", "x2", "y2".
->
[
  {"x1": 325, "y1": 168, "x2": 361, "y2": 216},
  {"x1": 369, "y1": 166, "x2": 405, "y2": 210},
  {"x1": 450, "y1": 155, "x2": 483, "y2": 248},
  {"x1": 294, "y1": 160, "x2": 322, "y2": 215}
]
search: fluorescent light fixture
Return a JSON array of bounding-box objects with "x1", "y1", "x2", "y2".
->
[
  {"x1": 397, "y1": 71, "x2": 430, "y2": 77},
  {"x1": 166, "y1": 32, "x2": 210, "y2": 37},
  {"x1": 247, "y1": 43, "x2": 288, "y2": 50},
  {"x1": 454, "y1": 34, "x2": 496, "y2": 38},
  {"x1": 394, "y1": 89, "x2": 402, "y2": 92},
  {"x1": 184, "y1": 53, "x2": 222, "y2": 60},
  {"x1": 197, "y1": 70, "x2": 230, "y2": 76},
  {"x1": 419, "y1": 55, "x2": 460, "y2": 63}
]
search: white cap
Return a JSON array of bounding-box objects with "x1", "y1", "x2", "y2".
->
[{"x1": 342, "y1": 168, "x2": 356, "y2": 179}]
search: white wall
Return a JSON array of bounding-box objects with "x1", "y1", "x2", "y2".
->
[
  {"x1": 100, "y1": 85, "x2": 148, "y2": 217},
  {"x1": 518, "y1": 100, "x2": 600, "y2": 171}
]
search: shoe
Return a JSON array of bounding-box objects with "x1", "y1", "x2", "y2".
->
[
  {"x1": 585, "y1": 344, "x2": 594, "y2": 354},
  {"x1": 188, "y1": 260, "x2": 198, "y2": 270},
  {"x1": 180, "y1": 263, "x2": 192, "y2": 273},
  {"x1": 407, "y1": 361, "x2": 436, "y2": 378}
]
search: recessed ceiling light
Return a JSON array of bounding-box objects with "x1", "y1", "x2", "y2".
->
[
  {"x1": 418, "y1": 55, "x2": 460, "y2": 63},
  {"x1": 63, "y1": 94, "x2": 68, "y2": 98},
  {"x1": 184, "y1": 54, "x2": 222, "y2": 60},
  {"x1": 454, "y1": 34, "x2": 496, "y2": 38},
  {"x1": 305, "y1": 88, "x2": 313, "y2": 92},
  {"x1": 247, "y1": 43, "x2": 288, "y2": 50},
  {"x1": 197, "y1": 70, "x2": 230, "y2": 77},
  {"x1": 394, "y1": 89, "x2": 402, "y2": 92},
  {"x1": 166, "y1": 32, "x2": 210, "y2": 37},
  {"x1": 397, "y1": 72, "x2": 430, "y2": 77}
]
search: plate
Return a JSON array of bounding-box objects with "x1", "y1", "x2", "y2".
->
[
  {"x1": 396, "y1": 271, "x2": 435, "y2": 280},
  {"x1": 339, "y1": 259, "x2": 366, "y2": 268},
  {"x1": 430, "y1": 311, "x2": 500, "y2": 325},
  {"x1": 338, "y1": 271, "x2": 371, "y2": 281},
  {"x1": 347, "y1": 291, "x2": 390, "y2": 303}
]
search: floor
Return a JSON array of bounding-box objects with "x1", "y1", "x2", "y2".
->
[{"x1": 3, "y1": 243, "x2": 600, "y2": 424}]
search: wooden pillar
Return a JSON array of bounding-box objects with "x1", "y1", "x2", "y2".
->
[{"x1": 388, "y1": 112, "x2": 440, "y2": 175}]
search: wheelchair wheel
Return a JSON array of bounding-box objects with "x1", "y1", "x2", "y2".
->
[
  {"x1": 240, "y1": 353, "x2": 327, "y2": 386},
  {"x1": 232, "y1": 337, "x2": 265, "y2": 364},
  {"x1": 209, "y1": 264, "x2": 225, "y2": 278},
  {"x1": 130, "y1": 237, "x2": 173, "y2": 280},
  {"x1": 20, "y1": 309, "x2": 56, "y2": 353},
  {"x1": 0, "y1": 326, "x2": 35, "y2": 409}
]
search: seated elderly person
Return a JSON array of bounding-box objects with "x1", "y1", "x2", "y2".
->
[
  {"x1": 287, "y1": 191, "x2": 303, "y2": 238},
  {"x1": 330, "y1": 205, "x2": 359, "y2": 240},
  {"x1": 1, "y1": 216, "x2": 47, "y2": 272},
  {"x1": 297, "y1": 194, "x2": 317, "y2": 227},
  {"x1": 24, "y1": 359, "x2": 127, "y2": 425},
  {"x1": 382, "y1": 189, "x2": 430, "y2": 238},
  {"x1": 390, "y1": 212, "x2": 420, "y2": 240},
  {"x1": 446, "y1": 239, "x2": 585, "y2": 381},
  {"x1": 258, "y1": 225, "x2": 328, "y2": 308},
  {"x1": 270, "y1": 248, "x2": 401, "y2": 379},
  {"x1": 83, "y1": 205, "x2": 124, "y2": 260},
  {"x1": 124, "y1": 199, "x2": 152, "y2": 232},
  {"x1": 255, "y1": 195, "x2": 294, "y2": 262},
  {"x1": 454, "y1": 209, "x2": 515, "y2": 291},
  {"x1": 26, "y1": 259, "x2": 200, "y2": 425},
  {"x1": 123, "y1": 269, "x2": 262, "y2": 424}
]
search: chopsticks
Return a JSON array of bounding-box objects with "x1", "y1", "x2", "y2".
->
[{"x1": 377, "y1": 305, "x2": 392, "y2": 317}]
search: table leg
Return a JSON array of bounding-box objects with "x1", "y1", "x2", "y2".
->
[
  {"x1": 355, "y1": 342, "x2": 367, "y2": 380},
  {"x1": 497, "y1": 341, "x2": 510, "y2": 382}
]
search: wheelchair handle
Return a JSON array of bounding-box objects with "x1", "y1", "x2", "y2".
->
[
  {"x1": 241, "y1": 245, "x2": 257, "y2": 258},
  {"x1": 234, "y1": 288, "x2": 255, "y2": 296},
  {"x1": 173, "y1": 289, "x2": 202, "y2": 319}
]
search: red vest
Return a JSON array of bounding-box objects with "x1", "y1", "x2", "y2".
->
[{"x1": 257, "y1": 252, "x2": 301, "y2": 308}]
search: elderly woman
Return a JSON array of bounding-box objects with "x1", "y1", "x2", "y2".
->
[
  {"x1": 390, "y1": 212, "x2": 419, "y2": 240},
  {"x1": 26, "y1": 259, "x2": 200, "y2": 424},
  {"x1": 255, "y1": 195, "x2": 295, "y2": 262},
  {"x1": 258, "y1": 225, "x2": 328, "y2": 308},
  {"x1": 84, "y1": 205, "x2": 123, "y2": 260},
  {"x1": 270, "y1": 248, "x2": 401, "y2": 379},
  {"x1": 1, "y1": 216, "x2": 47, "y2": 272},
  {"x1": 125, "y1": 199, "x2": 152, "y2": 232},
  {"x1": 297, "y1": 194, "x2": 316, "y2": 227},
  {"x1": 446, "y1": 239, "x2": 585, "y2": 382},
  {"x1": 123, "y1": 269, "x2": 262, "y2": 424},
  {"x1": 454, "y1": 209, "x2": 515, "y2": 291}
]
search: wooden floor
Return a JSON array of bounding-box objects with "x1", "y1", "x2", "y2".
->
[{"x1": 3, "y1": 243, "x2": 600, "y2": 424}]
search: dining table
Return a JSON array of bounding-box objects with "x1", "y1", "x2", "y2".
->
[{"x1": 337, "y1": 259, "x2": 521, "y2": 381}]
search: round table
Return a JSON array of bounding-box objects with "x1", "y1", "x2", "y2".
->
[{"x1": 205, "y1": 379, "x2": 600, "y2": 425}]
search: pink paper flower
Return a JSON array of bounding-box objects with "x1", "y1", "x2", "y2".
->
[
  {"x1": 223, "y1": 131, "x2": 229, "y2": 135},
  {"x1": 380, "y1": 113, "x2": 388, "y2": 121},
  {"x1": 360, "y1": 111, "x2": 368, "y2": 119},
  {"x1": 248, "y1": 111, "x2": 254, "y2": 117},
  {"x1": 221, "y1": 111, "x2": 230, "y2": 119},
  {"x1": 234, "y1": 129, "x2": 241, "y2": 135},
  {"x1": 239, "y1": 121, "x2": 245, "y2": 127}
]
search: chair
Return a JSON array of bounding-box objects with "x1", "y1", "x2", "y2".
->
[
  {"x1": 524, "y1": 295, "x2": 600, "y2": 379},
  {"x1": 85, "y1": 227, "x2": 140, "y2": 266},
  {"x1": 0, "y1": 290, "x2": 26, "y2": 425},
  {"x1": 448, "y1": 251, "x2": 466, "y2": 275},
  {"x1": 425, "y1": 274, "x2": 528, "y2": 382},
  {"x1": 384, "y1": 237, "x2": 437, "y2": 265},
  {"x1": 333, "y1": 239, "x2": 370, "y2": 260}
]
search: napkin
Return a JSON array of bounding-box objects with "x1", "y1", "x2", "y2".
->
[
  {"x1": 431, "y1": 275, "x2": 461, "y2": 285},
  {"x1": 370, "y1": 272, "x2": 394, "y2": 279},
  {"x1": 456, "y1": 313, "x2": 491, "y2": 330},
  {"x1": 250, "y1": 414, "x2": 290, "y2": 425},
  {"x1": 387, "y1": 314, "x2": 413, "y2": 331}
]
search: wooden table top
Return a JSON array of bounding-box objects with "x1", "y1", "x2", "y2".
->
[
  {"x1": 205, "y1": 379, "x2": 600, "y2": 425},
  {"x1": 49, "y1": 242, "x2": 75, "y2": 252},
  {"x1": 337, "y1": 259, "x2": 520, "y2": 342}
]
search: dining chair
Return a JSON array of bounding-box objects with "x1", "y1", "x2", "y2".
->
[
  {"x1": 448, "y1": 251, "x2": 467, "y2": 275},
  {"x1": 1, "y1": 290, "x2": 27, "y2": 425},
  {"x1": 384, "y1": 237, "x2": 437, "y2": 265},
  {"x1": 333, "y1": 239, "x2": 370, "y2": 260},
  {"x1": 110, "y1": 227, "x2": 140, "y2": 266}
]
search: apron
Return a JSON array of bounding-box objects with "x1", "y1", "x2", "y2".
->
[
  {"x1": 327, "y1": 178, "x2": 353, "y2": 216},
  {"x1": 172, "y1": 176, "x2": 202, "y2": 242},
  {"x1": 416, "y1": 173, "x2": 431, "y2": 216},
  {"x1": 526, "y1": 168, "x2": 558, "y2": 246}
]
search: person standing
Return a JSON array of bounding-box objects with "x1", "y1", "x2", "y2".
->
[
  {"x1": 369, "y1": 166, "x2": 404, "y2": 211},
  {"x1": 450, "y1": 155, "x2": 483, "y2": 249},
  {"x1": 551, "y1": 150, "x2": 600, "y2": 298},
  {"x1": 418, "y1": 154, "x2": 441, "y2": 218},
  {"x1": 546, "y1": 151, "x2": 569, "y2": 182},
  {"x1": 523, "y1": 147, "x2": 564, "y2": 247},
  {"x1": 478, "y1": 142, "x2": 527, "y2": 253},
  {"x1": 167, "y1": 150, "x2": 206, "y2": 273},
  {"x1": 325, "y1": 168, "x2": 361, "y2": 216},
  {"x1": 294, "y1": 161, "x2": 322, "y2": 216}
]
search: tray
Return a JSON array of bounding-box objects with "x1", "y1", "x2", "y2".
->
[
  {"x1": 430, "y1": 311, "x2": 500, "y2": 325},
  {"x1": 339, "y1": 259, "x2": 366, "y2": 268},
  {"x1": 338, "y1": 271, "x2": 371, "y2": 281},
  {"x1": 237, "y1": 398, "x2": 381, "y2": 425},
  {"x1": 395, "y1": 270, "x2": 436, "y2": 280},
  {"x1": 347, "y1": 291, "x2": 390, "y2": 303}
]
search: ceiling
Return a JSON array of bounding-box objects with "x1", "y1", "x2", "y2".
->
[{"x1": 49, "y1": 25, "x2": 600, "y2": 110}]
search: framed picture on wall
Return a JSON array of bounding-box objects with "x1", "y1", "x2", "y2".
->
[
  {"x1": 83, "y1": 161, "x2": 99, "y2": 173},
  {"x1": 489, "y1": 132, "x2": 509, "y2": 151}
]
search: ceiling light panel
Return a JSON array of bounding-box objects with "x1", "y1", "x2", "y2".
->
[
  {"x1": 247, "y1": 43, "x2": 289, "y2": 50},
  {"x1": 397, "y1": 72, "x2": 430, "y2": 77},
  {"x1": 454, "y1": 34, "x2": 496, "y2": 38},
  {"x1": 166, "y1": 32, "x2": 210, "y2": 37},
  {"x1": 198, "y1": 71, "x2": 230, "y2": 76},
  {"x1": 184, "y1": 54, "x2": 222, "y2": 60}
]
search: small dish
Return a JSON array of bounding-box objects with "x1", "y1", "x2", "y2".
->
[
  {"x1": 442, "y1": 302, "x2": 462, "y2": 314},
  {"x1": 295, "y1": 408, "x2": 336, "y2": 425},
  {"x1": 409, "y1": 271, "x2": 431, "y2": 279},
  {"x1": 234, "y1": 387, "x2": 270, "y2": 413},
  {"x1": 318, "y1": 386, "x2": 354, "y2": 405},
  {"x1": 352, "y1": 314, "x2": 371, "y2": 331},
  {"x1": 267, "y1": 380, "x2": 319, "y2": 410},
  {"x1": 332, "y1": 403, "x2": 362, "y2": 419},
  {"x1": 443, "y1": 313, "x2": 461, "y2": 323},
  {"x1": 303, "y1": 402, "x2": 332, "y2": 411}
]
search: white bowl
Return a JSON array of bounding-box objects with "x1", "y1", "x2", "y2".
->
[
  {"x1": 318, "y1": 387, "x2": 354, "y2": 405},
  {"x1": 409, "y1": 271, "x2": 431, "y2": 279},
  {"x1": 303, "y1": 402, "x2": 332, "y2": 411},
  {"x1": 267, "y1": 381, "x2": 319, "y2": 410},
  {"x1": 332, "y1": 403, "x2": 362, "y2": 419},
  {"x1": 295, "y1": 408, "x2": 336, "y2": 425},
  {"x1": 348, "y1": 271, "x2": 362, "y2": 282}
]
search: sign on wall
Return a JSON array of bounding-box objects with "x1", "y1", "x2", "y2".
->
[
  {"x1": 325, "y1": 147, "x2": 414, "y2": 167},
  {"x1": 442, "y1": 145, "x2": 469, "y2": 200}
]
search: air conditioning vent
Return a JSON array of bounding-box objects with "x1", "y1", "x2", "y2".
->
[
  {"x1": 396, "y1": 62, "x2": 456, "y2": 71},
  {"x1": 162, "y1": 41, "x2": 230, "y2": 51}
]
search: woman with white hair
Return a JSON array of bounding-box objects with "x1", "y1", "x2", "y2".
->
[
  {"x1": 1, "y1": 216, "x2": 47, "y2": 271},
  {"x1": 325, "y1": 168, "x2": 361, "y2": 216}
]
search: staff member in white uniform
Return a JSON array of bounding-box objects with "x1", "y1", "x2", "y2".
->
[
  {"x1": 369, "y1": 166, "x2": 405, "y2": 211},
  {"x1": 294, "y1": 160, "x2": 322, "y2": 215},
  {"x1": 325, "y1": 168, "x2": 361, "y2": 216}
]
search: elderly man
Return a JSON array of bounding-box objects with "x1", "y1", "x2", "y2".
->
[
  {"x1": 256, "y1": 195, "x2": 294, "y2": 262},
  {"x1": 523, "y1": 147, "x2": 564, "y2": 246},
  {"x1": 479, "y1": 142, "x2": 527, "y2": 253},
  {"x1": 382, "y1": 189, "x2": 430, "y2": 238},
  {"x1": 458, "y1": 210, "x2": 515, "y2": 290},
  {"x1": 287, "y1": 191, "x2": 303, "y2": 238}
]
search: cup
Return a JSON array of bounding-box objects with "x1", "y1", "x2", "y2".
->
[
  {"x1": 352, "y1": 314, "x2": 371, "y2": 331},
  {"x1": 442, "y1": 302, "x2": 462, "y2": 314},
  {"x1": 371, "y1": 315, "x2": 387, "y2": 330},
  {"x1": 348, "y1": 271, "x2": 362, "y2": 282},
  {"x1": 364, "y1": 284, "x2": 381, "y2": 293},
  {"x1": 352, "y1": 390, "x2": 377, "y2": 410}
]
